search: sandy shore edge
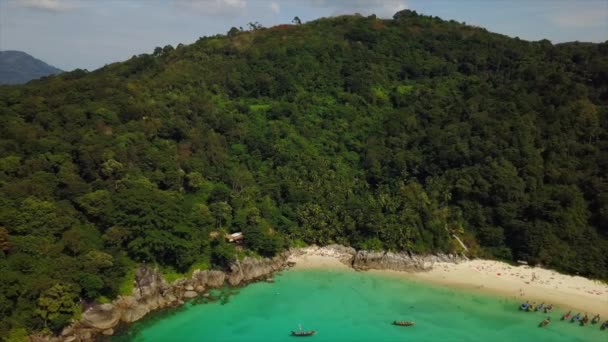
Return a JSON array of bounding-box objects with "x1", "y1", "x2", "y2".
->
[{"x1": 287, "y1": 247, "x2": 608, "y2": 318}]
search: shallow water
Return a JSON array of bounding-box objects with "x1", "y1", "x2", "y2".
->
[{"x1": 114, "y1": 269, "x2": 606, "y2": 341}]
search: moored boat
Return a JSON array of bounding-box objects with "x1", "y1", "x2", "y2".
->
[
  {"x1": 601, "y1": 320, "x2": 608, "y2": 330},
  {"x1": 543, "y1": 304, "x2": 553, "y2": 313},
  {"x1": 571, "y1": 313, "x2": 582, "y2": 322},
  {"x1": 393, "y1": 321, "x2": 415, "y2": 326},
  {"x1": 292, "y1": 324, "x2": 316, "y2": 337},
  {"x1": 580, "y1": 314, "x2": 589, "y2": 326},
  {"x1": 292, "y1": 330, "x2": 317, "y2": 337},
  {"x1": 535, "y1": 303, "x2": 545, "y2": 312},
  {"x1": 539, "y1": 317, "x2": 551, "y2": 328},
  {"x1": 591, "y1": 314, "x2": 600, "y2": 324},
  {"x1": 520, "y1": 302, "x2": 529, "y2": 311},
  {"x1": 561, "y1": 311, "x2": 571, "y2": 321}
]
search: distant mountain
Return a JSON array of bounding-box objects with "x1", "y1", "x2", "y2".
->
[{"x1": 0, "y1": 50, "x2": 63, "y2": 84}]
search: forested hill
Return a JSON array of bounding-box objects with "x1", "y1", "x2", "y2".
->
[
  {"x1": 0, "y1": 10, "x2": 607, "y2": 337},
  {"x1": 0, "y1": 50, "x2": 63, "y2": 85}
]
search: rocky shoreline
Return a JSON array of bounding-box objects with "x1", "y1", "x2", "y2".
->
[
  {"x1": 34, "y1": 246, "x2": 466, "y2": 341},
  {"x1": 289, "y1": 244, "x2": 467, "y2": 272},
  {"x1": 33, "y1": 253, "x2": 289, "y2": 342}
]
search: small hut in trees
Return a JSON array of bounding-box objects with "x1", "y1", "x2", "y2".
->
[{"x1": 227, "y1": 232, "x2": 244, "y2": 243}]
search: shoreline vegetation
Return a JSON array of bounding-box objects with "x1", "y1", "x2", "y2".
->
[{"x1": 40, "y1": 245, "x2": 608, "y2": 341}]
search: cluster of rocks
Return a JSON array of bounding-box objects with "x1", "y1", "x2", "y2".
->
[
  {"x1": 227, "y1": 254, "x2": 288, "y2": 286},
  {"x1": 296, "y1": 244, "x2": 466, "y2": 271},
  {"x1": 351, "y1": 250, "x2": 466, "y2": 271},
  {"x1": 288, "y1": 244, "x2": 466, "y2": 272},
  {"x1": 41, "y1": 253, "x2": 288, "y2": 342}
]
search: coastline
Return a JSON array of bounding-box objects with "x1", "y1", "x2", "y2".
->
[
  {"x1": 40, "y1": 245, "x2": 607, "y2": 341},
  {"x1": 41, "y1": 254, "x2": 290, "y2": 342},
  {"x1": 289, "y1": 246, "x2": 608, "y2": 318},
  {"x1": 122, "y1": 257, "x2": 608, "y2": 342}
]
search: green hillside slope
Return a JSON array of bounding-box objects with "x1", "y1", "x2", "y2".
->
[{"x1": 0, "y1": 10, "x2": 606, "y2": 337}]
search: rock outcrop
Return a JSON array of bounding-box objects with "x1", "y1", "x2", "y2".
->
[
  {"x1": 183, "y1": 291, "x2": 198, "y2": 299},
  {"x1": 288, "y1": 244, "x2": 464, "y2": 272},
  {"x1": 53, "y1": 254, "x2": 289, "y2": 342},
  {"x1": 227, "y1": 253, "x2": 289, "y2": 286},
  {"x1": 80, "y1": 303, "x2": 121, "y2": 330},
  {"x1": 352, "y1": 250, "x2": 465, "y2": 271}
]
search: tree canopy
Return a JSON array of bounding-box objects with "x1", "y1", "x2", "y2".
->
[{"x1": 0, "y1": 10, "x2": 607, "y2": 338}]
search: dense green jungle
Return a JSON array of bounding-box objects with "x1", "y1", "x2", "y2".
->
[{"x1": 0, "y1": 10, "x2": 606, "y2": 338}]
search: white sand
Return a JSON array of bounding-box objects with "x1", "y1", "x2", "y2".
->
[
  {"x1": 287, "y1": 246, "x2": 351, "y2": 270},
  {"x1": 288, "y1": 248, "x2": 608, "y2": 317},
  {"x1": 407, "y1": 259, "x2": 608, "y2": 317}
]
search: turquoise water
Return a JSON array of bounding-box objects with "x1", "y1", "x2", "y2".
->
[{"x1": 114, "y1": 269, "x2": 606, "y2": 341}]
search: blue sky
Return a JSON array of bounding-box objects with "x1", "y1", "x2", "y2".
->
[{"x1": 1, "y1": 0, "x2": 606, "y2": 71}]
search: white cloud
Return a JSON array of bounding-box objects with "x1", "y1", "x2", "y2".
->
[
  {"x1": 270, "y1": 1, "x2": 280, "y2": 14},
  {"x1": 303, "y1": 0, "x2": 408, "y2": 19},
  {"x1": 378, "y1": 0, "x2": 408, "y2": 16},
  {"x1": 12, "y1": 0, "x2": 73, "y2": 12},
  {"x1": 171, "y1": 0, "x2": 248, "y2": 15},
  {"x1": 549, "y1": 9, "x2": 607, "y2": 29}
]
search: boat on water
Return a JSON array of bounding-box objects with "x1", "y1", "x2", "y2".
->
[
  {"x1": 520, "y1": 302, "x2": 529, "y2": 311},
  {"x1": 535, "y1": 303, "x2": 545, "y2": 312},
  {"x1": 601, "y1": 320, "x2": 608, "y2": 330},
  {"x1": 539, "y1": 317, "x2": 551, "y2": 328},
  {"x1": 561, "y1": 311, "x2": 571, "y2": 320},
  {"x1": 393, "y1": 321, "x2": 415, "y2": 326},
  {"x1": 571, "y1": 313, "x2": 582, "y2": 322},
  {"x1": 543, "y1": 304, "x2": 553, "y2": 313},
  {"x1": 591, "y1": 314, "x2": 600, "y2": 324},
  {"x1": 292, "y1": 330, "x2": 317, "y2": 337},
  {"x1": 292, "y1": 324, "x2": 316, "y2": 337}
]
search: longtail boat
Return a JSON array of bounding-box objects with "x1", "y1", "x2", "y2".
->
[
  {"x1": 393, "y1": 321, "x2": 415, "y2": 326},
  {"x1": 601, "y1": 320, "x2": 608, "y2": 330},
  {"x1": 580, "y1": 314, "x2": 589, "y2": 326},
  {"x1": 571, "y1": 313, "x2": 582, "y2": 322},
  {"x1": 591, "y1": 314, "x2": 600, "y2": 324},
  {"x1": 535, "y1": 303, "x2": 545, "y2": 312},
  {"x1": 292, "y1": 330, "x2": 317, "y2": 337},
  {"x1": 544, "y1": 304, "x2": 553, "y2": 313},
  {"x1": 520, "y1": 302, "x2": 529, "y2": 311},
  {"x1": 539, "y1": 317, "x2": 551, "y2": 328},
  {"x1": 292, "y1": 324, "x2": 316, "y2": 337},
  {"x1": 561, "y1": 311, "x2": 571, "y2": 320}
]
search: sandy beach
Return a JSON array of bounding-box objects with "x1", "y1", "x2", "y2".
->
[
  {"x1": 288, "y1": 246, "x2": 608, "y2": 317},
  {"x1": 287, "y1": 246, "x2": 352, "y2": 270}
]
